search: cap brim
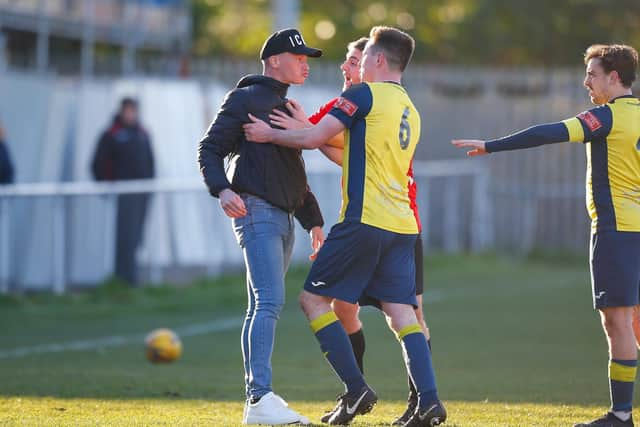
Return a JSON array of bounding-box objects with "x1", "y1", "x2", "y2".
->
[{"x1": 292, "y1": 46, "x2": 323, "y2": 58}]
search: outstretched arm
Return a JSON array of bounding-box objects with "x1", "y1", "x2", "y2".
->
[
  {"x1": 243, "y1": 113, "x2": 345, "y2": 150},
  {"x1": 452, "y1": 122, "x2": 571, "y2": 156},
  {"x1": 451, "y1": 139, "x2": 488, "y2": 156}
]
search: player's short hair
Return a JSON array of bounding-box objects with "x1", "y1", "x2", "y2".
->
[
  {"x1": 368, "y1": 26, "x2": 415, "y2": 72},
  {"x1": 585, "y1": 44, "x2": 638, "y2": 88},
  {"x1": 348, "y1": 37, "x2": 369, "y2": 53}
]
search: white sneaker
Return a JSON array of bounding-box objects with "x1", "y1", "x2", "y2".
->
[
  {"x1": 242, "y1": 400, "x2": 249, "y2": 424},
  {"x1": 243, "y1": 392, "x2": 310, "y2": 425}
]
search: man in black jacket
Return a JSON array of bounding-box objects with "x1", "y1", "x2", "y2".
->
[
  {"x1": 92, "y1": 97, "x2": 155, "y2": 286},
  {"x1": 197, "y1": 28, "x2": 324, "y2": 426}
]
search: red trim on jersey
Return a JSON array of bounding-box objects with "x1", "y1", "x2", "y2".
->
[
  {"x1": 578, "y1": 111, "x2": 603, "y2": 132},
  {"x1": 309, "y1": 98, "x2": 338, "y2": 124},
  {"x1": 408, "y1": 162, "x2": 422, "y2": 232},
  {"x1": 334, "y1": 97, "x2": 358, "y2": 117}
]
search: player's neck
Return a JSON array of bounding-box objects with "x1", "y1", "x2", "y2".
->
[
  {"x1": 373, "y1": 71, "x2": 402, "y2": 84},
  {"x1": 607, "y1": 86, "x2": 633, "y2": 102}
]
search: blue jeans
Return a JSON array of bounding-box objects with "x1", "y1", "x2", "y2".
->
[{"x1": 232, "y1": 194, "x2": 295, "y2": 400}]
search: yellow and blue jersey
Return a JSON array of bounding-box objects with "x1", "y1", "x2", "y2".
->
[
  {"x1": 562, "y1": 96, "x2": 640, "y2": 232},
  {"x1": 328, "y1": 82, "x2": 421, "y2": 234}
]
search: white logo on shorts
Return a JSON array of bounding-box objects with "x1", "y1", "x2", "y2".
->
[
  {"x1": 595, "y1": 291, "x2": 606, "y2": 299},
  {"x1": 311, "y1": 281, "x2": 326, "y2": 287}
]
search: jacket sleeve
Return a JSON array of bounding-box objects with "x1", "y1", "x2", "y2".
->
[
  {"x1": 197, "y1": 89, "x2": 248, "y2": 197},
  {"x1": 91, "y1": 132, "x2": 114, "y2": 181},
  {"x1": 294, "y1": 188, "x2": 324, "y2": 231},
  {"x1": 0, "y1": 141, "x2": 14, "y2": 184},
  {"x1": 145, "y1": 133, "x2": 155, "y2": 179}
]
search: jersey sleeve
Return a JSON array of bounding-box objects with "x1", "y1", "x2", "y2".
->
[
  {"x1": 328, "y1": 83, "x2": 373, "y2": 129},
  {"x1": 309, "y1": 98, "x2": 338, "y2": 125},
  {"x1": 485, "y1": 122, "x2": 570, "y2": 153},
  {"x1": 562, "y1": 104, "x2": 613, "y2": 143}
]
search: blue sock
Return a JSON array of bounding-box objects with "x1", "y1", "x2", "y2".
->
[
  {"x1": 408, "y1": 340, "x2": 432, "y2": 397},
  {"x1": 399, "y1": 325, "x2": 438, "y2": 409},
  {"x1": 311, "y1": 311, "x2": 366, "y2": 396},
  {"x1": 610, "y1": 359, "x2": 637, "y2": 413}
]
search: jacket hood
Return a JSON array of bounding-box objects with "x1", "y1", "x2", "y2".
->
[{"x1": 236, "y1": 74, "x2": 289, "y2": 97}]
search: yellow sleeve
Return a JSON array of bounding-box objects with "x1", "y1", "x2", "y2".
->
[{"x1": 562, "y1": 118, "x2": 585, "y2": 143}]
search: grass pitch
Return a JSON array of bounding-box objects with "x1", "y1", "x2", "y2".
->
[{"x1": 0, "y1": 254, "x2": 634, "y2": 426}]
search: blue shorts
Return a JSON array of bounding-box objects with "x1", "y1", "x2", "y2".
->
[
  {"x1": 304, "y1": 222, "x2": 418, "y2": 308},
  {"x1": 590, "y1": 231, "x2": 640, "y2": 309},
  {"x1": 415, "y1": 233, "x2": 424, "y2": 296}
]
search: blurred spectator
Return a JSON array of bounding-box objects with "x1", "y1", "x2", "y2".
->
[
  {"x1": 91, "y1": 98, "x2": 155, "y2": 286},
  {"x1": 0, "y1": 123, "x2": 14, "y2": 184}
]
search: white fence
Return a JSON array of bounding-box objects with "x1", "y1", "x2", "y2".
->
[
  {"x1": 0, "y1": 67, "x2": 599, "y2": 270},
  {"x1": 0, "y1": 159, "x2": 491, "y2": 294}
]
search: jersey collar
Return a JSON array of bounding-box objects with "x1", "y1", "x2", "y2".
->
[{"x1": 609, "y1": 94, "x2": 636, "y2": 103}]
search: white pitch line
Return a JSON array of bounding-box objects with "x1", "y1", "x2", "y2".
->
[
  {"x1": 0, "y1": 317, "x2": 242, "y2": 360},
  {"x1": 0, "y1": 276, "x2": 583, "y2": 360}
]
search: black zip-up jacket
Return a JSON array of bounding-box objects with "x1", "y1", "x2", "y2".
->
[
  {"x1": 197, "y1": 75, "x2": 324, "y2": 231},
  {"x1": 91, "y1": 116, "x2": 155, "y2": 181}
]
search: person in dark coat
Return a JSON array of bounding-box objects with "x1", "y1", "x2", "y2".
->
[
  {"x1": 0, "y1": 123, "x2": 14, "y2": 184},
  {"x1": 92, "y1": 97, "x2": 155, "y2": 285}
]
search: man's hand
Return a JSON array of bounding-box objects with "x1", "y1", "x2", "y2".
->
[
  {"x1": 309, "y1": 226, "x2": 325, "y2": 261},
  {"x1": 219, "y1": 188, "x2": 247, "y2": 218},
  {"x1": 285, "y1": 99, "x2": 309, "y2": 122},
  {"x1": 451, "y1": 139, "x2": 488, "y2": 156},
  {"x1": 244, "y1": 114, "x2": 274, "y2": 143},
  {"x1": 269, "y1": 101, "x2": 310, "y2": 130}
]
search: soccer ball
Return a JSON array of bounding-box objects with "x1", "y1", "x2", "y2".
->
[{"x1": 145, "y1": 328, "x2": 182, "y2": 363}]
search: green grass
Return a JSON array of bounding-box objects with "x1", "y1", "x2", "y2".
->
[{"x1": 0, "y1": 254, "x2": 632, "y2": 426}]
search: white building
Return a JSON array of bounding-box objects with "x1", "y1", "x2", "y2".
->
[{"x1": 0, "y1": 0, "x2": 191, "y2": 76}]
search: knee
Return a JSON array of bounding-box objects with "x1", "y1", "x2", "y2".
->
[
  {"x1": 333, "y1": 301, "x2": 361, "y2": 333},
  {"x1": 299, "y1": 291, "x2": 330, "y2": 319},
  {"x1": 383, "y1": 304, "x2": 418, "y2": 334},
  {"x1": 245, "y1": 305, "x2": 255, "y2": 317},
  {"x1": 255, "y1": 294, "x2": 285, "y2": 316},
  {"x1": 633, "y1": 307, "x2": 640, "y2": 332},
  {"x1": 602, "y1": 310, "x2": 634, "y2": 338},
  {"x1": 414, "y1": 308, "x2": 429, "y2": 337},
  {"x1": 386, "y1": 314, "x2": 411, "y2": 334},
  {"x1": 299, "y1": 291, "x2": 313, "y2": 315}
]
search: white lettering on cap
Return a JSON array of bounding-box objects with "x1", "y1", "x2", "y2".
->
[{"x1": 289, "y1": 34, "x2": 303, "y2": 47}]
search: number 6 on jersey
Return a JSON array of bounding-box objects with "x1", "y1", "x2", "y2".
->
[{"x1": 399, "y1": 107, "x2": 411, "y2": 149}]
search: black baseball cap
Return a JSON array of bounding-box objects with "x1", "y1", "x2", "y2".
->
[{"x1": 260, "y1": 28, "x2": 322, "y2": 60}]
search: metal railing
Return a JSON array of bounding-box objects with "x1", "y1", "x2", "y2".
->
[
  {"x1": 0, "y1": 178, "x2": 202, "y2": 294},
  {"x1": 0, "y1": 159, "x2": 492, "y2": 294}
]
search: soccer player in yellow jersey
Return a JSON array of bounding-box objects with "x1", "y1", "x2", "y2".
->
[
  {"x1": 269, "y1": 36, "x2": 435, "y2": 425},
  {"x1": 453, "y1": 44, "x2": 640, "y2": 427},
  {"x1": 245, "y1": 26, "x2": 446, "y2": 427}
]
